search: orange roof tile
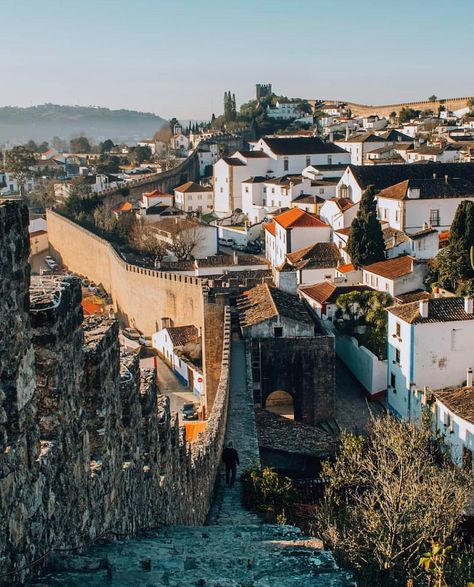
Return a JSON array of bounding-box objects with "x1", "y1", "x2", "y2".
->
[
  {"x1": 273, "y1": 208, "x2": 328, "y2": 229},
  {"x1": 337, "y1": 262, "x2": 355, "y2": 274},
  {"x1": 113, "y1": 201, "x2": 133, "y2": 213},
  {"x1": 363, "y1": 255, "x2": 414, "y2": 279},
  {"x1": 264, "y1": 222, "x2": 275, "y2": 236}
]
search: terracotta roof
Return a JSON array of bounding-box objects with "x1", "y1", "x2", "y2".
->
[
  {"x1": 237, "y1": 283, "x2": 313, "y2": 327},
  {"x1": 326, "y1": 197, "x2": 355, "y2": 212},
  {"x1": 263, "y1": 222, "x2": 275, "y2": 236},
  {"x1": 286, "y1": 242, "x2": 342, "y2": 270},
  {"x1": 340, "y1": 132, "x2": 387, "y2": 144},
  {"x1": 383, "y1": 227, "x2": 410, "y2": 249},
  {"x1": 113, "y1": 201, "x2": 133, "y2": 213},
  {"x1": 387, "y1": 297, "x2": 474, "y2": 324},
  {"x1": 394, "y1": 290, "x2": 431, "y2": 304},
  {"x1": 260, "y1": 136, "x2": 348, "y2": 155},
  {"x1": 174, "y1": 181, "x2": 213, "y2": 193},
  {"x1": 433, "y1": 386, "x2": 474, "y2": 425},
  {"x1": 166, "y1": 325, "x2": 199, "y2": 347},
  {"x1": 300, "y1": 283, "x2": 372, "y2": 305},
  {"x1": 273, "y1": 208, "x2": 328, "y2": 229},
  {"x1": 363, "y1": 255, "x2": 414, "y2": 279},
  {"x1": 336, "y1": 262, "x2": 356, "y2": 274},
  {"x1": 377, "y1": 178, "x2": 474, "y2": 201},
  {"x1": 292, "y1": 194, "x2": 325, "y2": 205},
  {"x1": 334, "y1": 227, "x2": 351, "y2": 236},
  {"x1": 143, "y1": 189, "x2": 170, "y2": 198}
]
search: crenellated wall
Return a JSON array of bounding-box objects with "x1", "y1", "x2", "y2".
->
[{"x1": 0, "y1": 201, "x2": 231, "y2": 584}]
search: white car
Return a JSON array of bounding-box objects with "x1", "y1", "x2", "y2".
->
[{"x1": 219, "y1": 237, "x2": 235, "y2": 247}]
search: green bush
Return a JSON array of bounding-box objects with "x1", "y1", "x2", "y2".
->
[{"x1": 241, "y1": 466, "x2": 295, "y2": 518}]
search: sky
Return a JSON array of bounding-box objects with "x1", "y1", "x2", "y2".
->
[{"x1": 1, "y1": 0, "x2": 473, "y2": 120}]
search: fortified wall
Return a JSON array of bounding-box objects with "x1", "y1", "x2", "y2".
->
[
  {"x1": 0, "y1": 201, "x2": 231, "y2": 584},
  {"x1": 313, "y1": 95, "x2": 474, "y2": 118},
  {"x1": 47, "y1": 209, "x2": 205, "y2": 335}
]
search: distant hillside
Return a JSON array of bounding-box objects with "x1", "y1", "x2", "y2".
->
[{"x1": 0, "y1": 104, "x2": 168, "y2": 145}]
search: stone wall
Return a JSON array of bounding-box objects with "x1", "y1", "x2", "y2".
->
[
  {"x1": 0, "y1": 201, "x2": 231, "y2": 583},
  {"x1": 47, "y1": 209, "x2": 205, "y2": 335},
  {"x1": 255, "y1": 334, "x2": 335, "y2": 425}
]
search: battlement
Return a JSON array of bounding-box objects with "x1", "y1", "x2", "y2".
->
[{"x1": 0, "y1": 201, "x2": 231, "y2": 582}]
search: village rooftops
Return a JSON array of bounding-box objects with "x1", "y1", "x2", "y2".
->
[
  {"x1": 166, "y1": 325, "x2": 200, "y2": 347},
  {"x1": 286, "y1": 242, "x2": 342, "y2": 270},
  {"x1": 363, "y1": 255, "x2": 415, "y2": 279},
  {"x1": 388, "y1": 297, "x2": 474, "y2": 325},
  {"x1": 326, "y1": 197, "x2": 355, "y2": 211},
  {"x1": 300, "y1": 282, "x2": 373, "y2": 305},
  {"x1": 258, "y1": 136, "x2": 348, "y2": 156},
  {"x1": 378, "y1": 129, "x2": 413, "y2": 142},
  {"x1": 432, "y1": 385, "x2": 474, "y2": 426},
  {"x1": 236, "y1": 283, "x2": 314, "y2": 327},
  {"x1": 273, "y1": 208, "x2": 329, "y2": 229},
  {"x1": 376, "y1": 177, "x2": 474, "y2": 200},
  {"x1": 348, "y1": 162, "x2": 474, "y2": 192},
  {"x1": 142, "y1": 189, "x2": 171, "y2": 198},
  {"x1": 174, "y1": 181, "x2": 213, "y2": 193},
  {"x1": 339, "y1": 132, "x2": 387, "y2": 144}
]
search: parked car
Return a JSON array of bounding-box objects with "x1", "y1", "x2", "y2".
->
[
  {"x1": 245, "y1": 241, "x2": 262, "y2": 254},
  {"x1": 219, "y1": 237, "x2": 235, "y2": 247},
  {"x1": 45, "y1": 256, "x2": 57, "y2": 269},
  {"x1": 123, "y1": 327, "x2": 141, "y2": 341},
  {"x1": 232, "y1": 242, "x2": 247, "y2": 252},
  {"x1": 181, "y1": 402, "x2": 198, "y2": 420}
]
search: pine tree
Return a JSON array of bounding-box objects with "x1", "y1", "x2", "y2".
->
[
  {"x1": 347, "y1": 185, "x2": 386, "y2": 268},
  {"x1": 232, "y1": 93, "x2": 237, "y2": 121}
]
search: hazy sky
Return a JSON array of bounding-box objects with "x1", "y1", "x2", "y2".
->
[{"x1": 1, "y1": 0, "x2": 473, "y2": 119}]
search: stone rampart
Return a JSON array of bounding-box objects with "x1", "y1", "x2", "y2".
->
[
  {"x1": 0, "y1": 201, "x2": 231, "y2": 583},
  {"x1": 46, "y1": 209, "x2": 205, "y2": 335}
]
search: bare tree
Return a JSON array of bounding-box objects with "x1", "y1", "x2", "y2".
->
[
  {"x1": 4, "y1": 146, "x2": 36, "y2": 198},
  {"x1": 27, "y1": 178, "x2": 56, "y2": 211},
  {"x1": 129, "y1": 221, "x2": 168, "y2": 266},
  {"x1": 314, "y1": 414, "x2": 471, "y2": 586},
  {"x1": 169, "y1": 223, "x2": 204, "y2": 261},
  {"x1": 93, "y1": 202, "x2": 116, "y2": 233}
]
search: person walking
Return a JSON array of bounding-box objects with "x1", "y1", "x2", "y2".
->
[{"x1": 222, "y1": 441, "x2": 240, "y2": 487}]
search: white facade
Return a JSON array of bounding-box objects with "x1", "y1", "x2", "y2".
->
[
  {"x1": 362, "y1": 260, "x2": 427, "y2": 297},
  {"x1": 174, "y1": 185, "x2": 214, "y2": 213},
  {"x1": 265, "y1": 220, "x2": 331, "y2": 268},
  {"x1": 320, "y1": 198, "x2": 359, "y2": 230},
  {"x1": 334, "y1": 136, "x2": 390, "y2": 165},
  {"x1": 387, "y1": 298, "x2": 474, "y2": 421}
]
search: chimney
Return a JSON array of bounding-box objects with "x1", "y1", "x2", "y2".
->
[
  {"x1": 433, "y1": 286, "x2": 440, "y2": 299},
  {"x1": 432, "y1": 173, "x2": 437, "y2": 179},
  {"x1": 467, "y1": 367, "x2": 473, "y2": 387},
  {"x1": 233, "y1": 250, "x2": 238, "y2": 265},
  {"x1": 419, "y1": 299, "x2": 429, "y2": 318},
  {"x1": 464, "y1": 296, "x2": 473, "y2": 314},
  {"x1": 444, "y1": 174, "x2": 449, "y2": 184}
]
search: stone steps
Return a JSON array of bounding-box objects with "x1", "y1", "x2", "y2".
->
[{"x1": 35, "y1": 524, "x2": 355, "y2": 586}]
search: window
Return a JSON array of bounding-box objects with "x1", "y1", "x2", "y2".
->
[
  {"x1": 306, "y1": 156, "x2": 311, "y2": 167},
  {"x1": 274, "y1": 326, "x2": 283, "y2": 338},
  {"x1": 319, "y1": 188, "x2": 324, "y2": 194},
  {"x1": 327, "y1": 156, "x2": 332, "y2": 165},
  {"x1": 220, "y1": 187, "x2": 223, "y2": 193},
  {"x1": 271, "y1": 188, "x2": 275, "y2": 194},
  {"x1": 245, "y1": 187, "x2": 249, "y2": 192},
  {"x1": 283, "y1": 157, "x2": 289, "y2": 171},
  {"x1": 384, "y1": 208, "x2": 388, "y2": 220},
  {"x1": 395, "y1": 349, "x2": 401, "y2": 365},
  {"x1": 395, "y1": 210, "x2": 399, "y2": 222},
  {"x1": 390, "y1": 372, "x2": 396, "y2": 391},
  {"x1": 430, "y1": 209, "x2": 440, "y2": 226},
  {"x1": 396, "y1": 322, "x2": 401, "y2": 338}
]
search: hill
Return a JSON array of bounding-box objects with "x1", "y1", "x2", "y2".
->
[{"x1": 0, "y1": 104, "x2": 168, "y2": 145}]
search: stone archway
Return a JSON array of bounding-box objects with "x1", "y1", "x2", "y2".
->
[{"x1": 265, "y1": 390, "x2": 294, "y2": 420}]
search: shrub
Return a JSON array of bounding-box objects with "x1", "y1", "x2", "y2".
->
[{"x1": 241, "y1": 466, "x2": 295, "y2": 519}]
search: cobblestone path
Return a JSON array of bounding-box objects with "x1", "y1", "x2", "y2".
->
[{"x1": 35, "y1": 339, "x2": 354, "y2": 586}]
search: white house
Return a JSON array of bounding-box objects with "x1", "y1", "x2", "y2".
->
[
  {"x1": 151, "y1": 218, "x2": 218, "y2": 260},
  {"x1": 266, "y1": 101, "x2": 301, "y2": 120},
  {"x1": 139, "y1": 189, "x2": 174, "y2": 210},
  {"x1": 174, "y1": 181, "x2": 214, "y2": 213},
  {"x1": 405, "y1": 145, "x2": 461, "y2": 164},
  {"x1": 335, "y1": 132, "x2": 391, "y2": 165},
  {"x1": 299, "y1": 283, "x2": 372, "y2": 320},
  {"x1": 362, "y1": 255, "x2": 427, "y2": 297},
  {"x1": 213, "y1": 136, "x2": 350, "y2": 217},
  {"x1": 275, "y1": 241, "x2": 343, "y2": 287},
  {"x1": 376, "y1": 177, "x2": 474, "y2": 233},
  {"x1": 430, "y1": 379, "x2": 474, "y2": 471},
  {"x1": 152, "y1": 325, "x2": 203, "y2": 398},
  {"x1": 264, "y1": 208, "x2": 331, "y2": 268},
  {"x1": 320, "y1": 197, "x2": 359, "y2": 230},
  {"x1": 386, "y1": 296, "x2": 474, "y2": 421},
  {"x1": 383, "y1": 227, "x2": 439, "y2": 260}
]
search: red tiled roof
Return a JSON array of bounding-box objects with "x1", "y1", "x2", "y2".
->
[
  {"x1": 273, "y1": 208, "x2": 328, "y2": 229},
  {"x1": 300, "y1": 282, "x2": 372, "y2": 305},
  {"x1": 264, "y1": 222, "x2": 275, "y2": 236},
  {"x1": 174, "y1": 181, "x2": 212, "y2": 193},
  {"x1": 363, "y1": 255, "x2": 414, "y2": 279},
  {"x1": 113, "y1": 201, "x2": 133, "y2": 213},
  {"x1": 337, "y1": 263, "x2": 355, "y2": 274}
]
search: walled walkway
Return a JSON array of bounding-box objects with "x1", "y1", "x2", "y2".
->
[{"x1": 35, "y1": 339, "x2": 354, "y2": 586}]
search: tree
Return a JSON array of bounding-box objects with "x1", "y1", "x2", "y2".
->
[
  {"x1": 169, "y1": 223, "x2": 204, "y2": 261},
  {"x1": 314, "y1": 415, "x2": 471, "y2": 587},
  {"x1": 128, "y1": 145, "x2": 152, "y2": 165},
  {"x1": 4, "y1": 146, "x2": 36, "y2": 197},
  {"x1": 428, "y1": 94, "x2": 438, "y2": 102},
  {"x1": 69, "y1": 136, "x2": 91, "y2": 153},
  {"x1": 51, "y1": 136, "x2": 67, "y2": 152},
  {"x1": 398, "y1": 107, "x2": 420, "y2": 124},
  {"x1": 27, "y1": 179, "x2": 56, "y2": 211},
  {"x1": 129, "y1": 221, "x2": 168, "y2": 265},
  {"x1": 93, "y1": 202, "x2": 116, "y2": 233},
  {"x1": 347, "y1": 185, "x2": 386, "y2": 268},
  {"x1": 100, "y1": 139, "x2": 115, "y2": 154}
]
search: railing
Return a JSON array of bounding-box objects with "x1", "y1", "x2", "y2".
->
[{"x1": 292, "y1": 478, "x2": 327, "y2": 504}]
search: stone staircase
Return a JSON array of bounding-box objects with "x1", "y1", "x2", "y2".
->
[
  {"x1": 35, "y1": 524, "x2": 355, "y2": 586},
  {"x1": 34, "y1": 340, "x2": 354, "y2": 586}
]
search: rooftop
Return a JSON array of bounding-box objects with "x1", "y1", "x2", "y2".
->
[
  {"x1": 433, "y1": 385, "x2": 474, "y2": 425},
  {"x1": 237, "y1": 283, "x2": 313, "y2": 328},
  {"x1": 174, "y1": 181, "x2": 213, "y2": 193},
  {"x1": 286, "y1": 242, "x2": 342, "y2": 270},
  {"x1": 166, "y1": 325, "x2": 199, "y2": 347},
  {"x1": 376, "y1": 177, "x2": 474, "y2": 200},
  {"x1": 388, "y1": 297, "x2": 474, "y2": 324},
  {"x1": 363, "y1": 255, "x2": 415, "y2": 279},
  {"x1": 273, "y1": 208, "x2": 328, "y2": 229},
  {"x1": 259, "y1": 136, "x2": 348, "y2": 156},
  {"x1": 300, "y1": 282, "x2": 372, "y2": 305}
]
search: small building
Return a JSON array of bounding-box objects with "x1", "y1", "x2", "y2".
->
[
  {"x1": 278, "y1": 241, "x2": 343, "y2": 286},
  {"x1": 299, "y1": 283, "x2": 373, "y2": 321},
  {"x1": 386, "y1": 296, "x2": 474, "y2": 421},
  {"x1": 320, "y1": 196, "x2": 359, "y2": 230},
  {"x1": 236, "y1": 283, "x2": 335, "y2": 425},
  {"x1": 139, "y1": 189, "x2": 174, "y2": 210},
  {"x1": 362, "y1": 255, "x2": 427, "y2": 297},
  {"x1": 264, "y1": 208, "x2": 331, "y2": 268},
  {"x1": 174, "y1": 181, "x2": 214, "y2": 213}
]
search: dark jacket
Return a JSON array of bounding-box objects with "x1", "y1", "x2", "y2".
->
[{"x1": 222, "y1": 447, "x2": 240, "y2": 467}]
